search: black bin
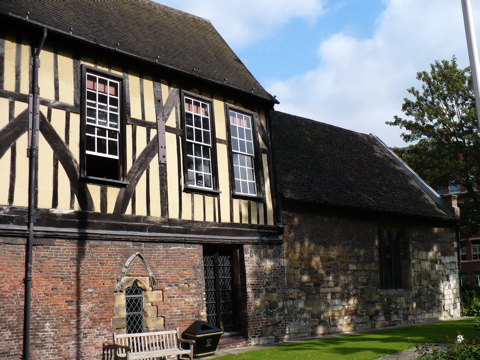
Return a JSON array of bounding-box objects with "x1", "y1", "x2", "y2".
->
[{"x1": 182, "y1": 321, "x2": 223, "y2": 357}]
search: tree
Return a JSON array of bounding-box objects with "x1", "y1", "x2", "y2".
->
[{"x1": 387, "y1": 56, "x2": 480, "y2": 235}]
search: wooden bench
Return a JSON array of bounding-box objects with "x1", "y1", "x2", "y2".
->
[{"x1": 113, "y1": 329, "x2": 195, "y2": 360}]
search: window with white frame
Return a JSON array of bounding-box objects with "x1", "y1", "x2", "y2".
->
[
  {"x1": 448, "y1": 184, "x2": 461, "y2": 194},
  {"x1": 473, "y1": 244, "x2": 480, "y2": 260},
  {"x1": 83, "y1": 69, "x2": 123, "y2": 181},
  {"x1": 184, "y1": 96, "x2": 213, "y2": 190},
  {"x1": 460, "y1": 246, "x2": 467, "y2": 261},
  {"x1": 229, "y1": 110, "x2": 256, "y2": 196}
]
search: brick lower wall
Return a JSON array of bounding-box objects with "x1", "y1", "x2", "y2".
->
[{"x1": 0, "y1": 238, "x2": 205, "y2": 360}]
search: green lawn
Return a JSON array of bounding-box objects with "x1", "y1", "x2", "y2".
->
[{"x1": 216, "y1": 318, "x2": 478, "y2": 360}]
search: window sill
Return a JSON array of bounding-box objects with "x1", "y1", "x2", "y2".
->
[
  {"x1": 81, "y1": 176, "x2": 129, "y2": 187},
  {"x1": 183, "y1": 186, "x2": 221, "y2": 196},
  {"x1": 232, "y1": 193, "x2": 265, "y2": 201},
  {"x1": 379, "y1": 288, "x2": 411, "y2": 295}
]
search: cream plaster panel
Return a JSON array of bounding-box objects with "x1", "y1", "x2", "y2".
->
[
  {"x1": 87, "y1": 184, "x2": 101, "y2": 212},
  {"x1": 216, "y1": 143, "x2": 231, "y2": 223},
  {"x1": 134, "y1": 126, "x2": 148, "y2": 216},
  {"x1": 193, "y1": 194, "x2": 203, "y2": 221},
  {"x1": 166, "y1": 132, "x2": 179, "y2": 219},
  {"x1": 263, "y1": 153, "x2": 274, "y2": 225},
  {"x1": 57, "y1": 49, "x2": 74, "y2": 105},
  {"x1": 128, "y1": 74, "x2": 142, "y2": 119},
  {"x1": 182, "y1": 192, "x2": 192, "y2": 221},
  {"x1": 125, "y1": 125, "x2": 133, "y2": 214},
  {"x1": 36, "y1": 108, "x2": 56, "y2": 209},
  {"x1": 0, "y1": 98, "x2": 8, "y2": 131},
  {"x1": 233, "y1": 199, "x2": 240, "y2": 223},
  {"x1": 0, "y1": 99, "x2": 10, "y2": 205},
  {"x1": 38, "y1": 47, "x2": 55, "y2": 101},
  {"x1": 69, "y1": 112, "x2": 81, "y2": 161},
  {"x1": 205, "y1": 196, "x2": 215, "y2": 222},
  {"x1": 149, "y1": 155, "x2": 161, "y2": 218},
  {"x1": 250, "y1": 201, "x2": 258, "y2": 225},
  {"x1": 241, "y1": 199, "x2": 249, "y2": 224},
  {"x1": 14, "y1": 110, "x2": 29, "y2": 207},
  {"x1": 163, "y1": 84, "x2": 178, "y2": 128},
  {"x1": 4, "y1": 35, "x2": 17, "y2": 91},
  {"x1": 107, "y1": 187, "x2": 120, "y2": 214},
  {"x1": 213, "y1": 97, "x2": 226, "y2": 140},
  {"x1": 19, "y1": 40, "x2": 30, "y2": 95},
  {"x1": 143, "y1": 76, "x2": 156, "y2": 122}
]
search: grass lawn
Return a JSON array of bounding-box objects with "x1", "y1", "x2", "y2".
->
[{"x1": 215, "y1": 318, "x2": 478, "y2": 360}]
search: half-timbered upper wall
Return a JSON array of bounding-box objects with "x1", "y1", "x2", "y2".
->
[{"x1": 0, "y1": 30, "x2": 275, "y2": 227}]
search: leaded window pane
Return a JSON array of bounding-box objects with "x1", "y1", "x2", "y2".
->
[
  {"x1": 204, "y1": 250, "x2": 237, "y2": 332},
  {"x1": 125, "y1": 282, "x2": 144, "y2": 334}
]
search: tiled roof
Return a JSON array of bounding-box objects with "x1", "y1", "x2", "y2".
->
[
  {"x1": 271, "y1": 111, "x2": 454, "y2": 221},
  {"x1": 0, "y1": 0, "x2": 275, "y2": 102}
]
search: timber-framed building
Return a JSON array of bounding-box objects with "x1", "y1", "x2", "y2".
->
[{"x1": 0, "y1": 1, "x2": 462, "y2": 359}]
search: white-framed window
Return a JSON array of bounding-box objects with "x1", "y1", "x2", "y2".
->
[
  {"x1": 475, "y1": 273, "x2": 480, "y2": 286},
  {"x1": 82, "y1": 67, "x2": 124, "y2": 181},
  {"x1": 460, "y1": 246, "x2": 467, "y2": 261},
  {"x1": 184, "y1": 96, "x2": 213, "y2": 190},
  {"x1": 461, "y1": 273, "x2": 470, "y2": 286},
  {"x1": 448, "y1": 184, "x2": 461, "y2": 194},
  {"x1": 473, "y1": 244, "x2": 480, "y2": 260},
  {"x1": 229, "y1": 110, "x2": 256, "y2": 196}
]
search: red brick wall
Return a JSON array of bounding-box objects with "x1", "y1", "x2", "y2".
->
[{"x1": 0, "y1": 238, "x2": 205, "y2": 360}]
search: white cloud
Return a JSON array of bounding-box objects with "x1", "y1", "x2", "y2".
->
[
  {"x1": 158, "y1": 0, "x2": 327, "y2": 47},
  {"x1": 268, "y1": 0, "x2": 476, "y2": 147}
]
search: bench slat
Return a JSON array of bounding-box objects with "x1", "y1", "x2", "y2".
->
[{"x1": 113, "y1": 329, "x2": 194, "y2": 360}]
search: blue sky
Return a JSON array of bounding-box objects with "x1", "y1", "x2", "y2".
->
[{"x1": 156, "y1": 0, "x2": 479, "y2": 147}]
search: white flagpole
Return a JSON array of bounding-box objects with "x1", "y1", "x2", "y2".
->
[{"x1": 462, "y1": 0, "x2": 480, "y2": 129}]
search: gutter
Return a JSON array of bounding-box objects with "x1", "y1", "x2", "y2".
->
[
  {"x1": 23, "y1": 27, "x2": 47, "y2": 360},
  {"x1": 372, "y1": 134, "x2": 457, "y2": 218}
]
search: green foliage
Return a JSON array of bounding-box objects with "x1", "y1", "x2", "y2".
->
[
  {"x1": 416, "y1": 341, "x2": 480, "y2": 360},
  {"x1": 462, "y1": 285, "x2": 480, "y2": 316},
  {"x1": 387, "y1": 56, "x2": 480, "y2": 236}
]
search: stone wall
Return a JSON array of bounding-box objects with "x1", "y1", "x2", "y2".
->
[
  {"x1": 282, "y1": 207, "x2": 460, "y2": 340},
  {"x1": 244, "y1": 244, "x2": 287, "y2": 345}
]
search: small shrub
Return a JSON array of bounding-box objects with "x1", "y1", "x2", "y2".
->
[
  {"x1": 462, "y1": 285, "x2": 480, "y2": 316},
  {"x1": 416, "y1": 332, "x2": 480, "y2": 359}
]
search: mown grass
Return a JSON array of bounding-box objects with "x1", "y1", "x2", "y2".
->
[{"x1": 215, "y1": 318, "x2": 478, "y2": 360}]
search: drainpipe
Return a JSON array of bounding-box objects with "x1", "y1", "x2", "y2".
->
[{"x1": 23, "y1": 27, "x2": 47, "y2": 360}]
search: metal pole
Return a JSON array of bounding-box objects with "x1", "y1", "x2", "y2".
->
[
  {"x1": 23, "y1": 27, "x2": 47, "y2": 360},
  {"x1": 462, "y1": 0, "x2": 480, "y2": 129}
]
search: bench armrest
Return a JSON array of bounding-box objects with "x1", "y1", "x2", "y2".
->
[
  {"x1": 103, "y1": 342, "x2": 131, "y2": 360},
  {"x1": 178, "y1": 338, "x2": 195, "y2": 345}
]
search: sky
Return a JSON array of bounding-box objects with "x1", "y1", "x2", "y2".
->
[{"x1": 156, "y1": 0, "x2": 480, "y2": 148}]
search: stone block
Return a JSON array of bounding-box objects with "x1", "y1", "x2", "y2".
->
[
  {"x1": 145, "y1": 316, "x2": 164, "y2": 330},
  {"x1": 144, "y1": 290, "x2": 163, "y2": 303},
  {"x1": 112, "y1": 316, "x2": 126, "y2": 330}
]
